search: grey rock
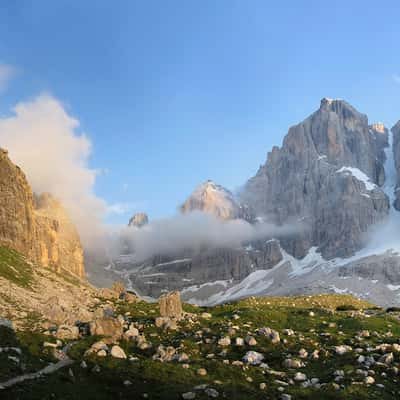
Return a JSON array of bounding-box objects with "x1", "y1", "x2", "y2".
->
[
  {"x1": 392, "y1": 121, "x2": 400, "y2": 209},
  {"x1": 242, "y1": 351, "x2": 264, "y2": 365},
  {"x1": 241, "y1": 98, "x2": 389, "y2": 259},
  {"x1": 182, "y1": 392, "x2": 196, "y2": 399}
]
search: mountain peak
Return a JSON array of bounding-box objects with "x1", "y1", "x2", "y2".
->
[
  {"x1": 128, "y1": 212, "x2": 149, "y2": 228},
  {"x1": 370, "y1": 122, "x2": 387, "y2": 134},
  {"x1": 319, "y1": 97, "x2": 361, "y2": 116},
  {"x1": 181, "y1": 180, "x2": 240, "y2": 220}
]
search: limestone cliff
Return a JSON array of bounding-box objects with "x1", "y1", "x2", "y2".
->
[
  {"x1": 0, "y1": 149, "x2": 36, "y2": 260},
  {"x1": 241, "y1": 98, "x2": 389, "y2": 259},
  {"x1": 34, "y1": 193, "x2": 85, "y2": 278},
  {"x1": 392, "y1": 121, "x2": 400, "y2": 210},
  {"x1": 0, "y1": 148, "x2": 85, "y2": 278}
]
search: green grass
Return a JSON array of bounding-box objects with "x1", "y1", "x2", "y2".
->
[
  {"x1": 0, "y1": 246, "x2": 35, "y2": 289},
  {"x1": 1, "y1": 294, "x2": 400, "y2": 399}
]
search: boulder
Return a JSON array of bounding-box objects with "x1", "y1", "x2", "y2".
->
[
  {"x1": 111, "y1": 345, "x2": 127, "y2": 359},
  {"x1": 152, "y1": 345, "x2": 176, "y2": 362},
  {"x1": 155, "y1": 317, "x2": 178, "y2": 331},
  {"x1": 243, "y1": 351, "x2": 264, "y2": 365},
  {"x1": 123, "y1": 327, "x2": 139, "y2": 340},
  {"x1": 89, "y1": 317, "x2": 123, "y2": 340},
  {"x1": 55, "y1": 325, "x2": 79, "y2": 340},
  {"x1": 159, "y1": 291, "x2": 183, "y2": 319}
]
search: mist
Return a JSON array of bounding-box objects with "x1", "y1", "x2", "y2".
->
[{"x1": 114, "y1": 211, "x2": 300, "y2": 262}]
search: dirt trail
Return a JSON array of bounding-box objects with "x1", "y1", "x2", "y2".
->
[{"x1": 0, "y1": 358, "x2": 73, "y2": 390}]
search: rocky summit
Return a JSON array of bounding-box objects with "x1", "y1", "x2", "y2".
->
[
  {"x1": 128, "y1": 212, "x2": 149, "y2": 228},
  {"x1": 180, "y1": 180, "x2": 253, "y2": 222}
]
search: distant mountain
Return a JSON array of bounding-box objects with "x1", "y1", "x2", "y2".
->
[
  {"x1": 180, "y1": 179, "x2": 253, "y2": 222},
  {"x1": 104, "y1": 99, "x2": 400, "y2": 308},
  {"x1": 128, "y1": 212, "x2": 149, "y2": 228}
]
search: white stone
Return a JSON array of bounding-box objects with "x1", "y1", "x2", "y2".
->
[{"x1": 111, "y1": 345, "x2": 127, "y2": 359}]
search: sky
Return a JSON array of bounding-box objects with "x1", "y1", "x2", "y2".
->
[{"x1": 0, "y1": 0, "x2": 400, "y2": 224}]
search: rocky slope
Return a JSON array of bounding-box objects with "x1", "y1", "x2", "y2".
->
[
  {"x1": 0, "y1": 148, "x2": 85, "y2": 278},
  {"x1": 2, "y1": 286, "x2": 400, "y2": 400}
]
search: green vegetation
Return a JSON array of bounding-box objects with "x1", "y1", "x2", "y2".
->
[
  {"x1": 1, "y1": 294, "x2": 400, "y2": 399},
  {"x1": 0, "y1": 246, "x2": 35, "y2": 289},
  {"x1": 0, "y1": 326, "x2": 55, "y2": 382}
]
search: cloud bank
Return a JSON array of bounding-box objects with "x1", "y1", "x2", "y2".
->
[
  {"x1": 0, "y1": 93, "x2": 107, "y2": 248},
  {"x1": 116, "y1": 211, "x2": 300, "y2": 262}
]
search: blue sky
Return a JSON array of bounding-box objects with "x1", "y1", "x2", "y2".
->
[{"x1": 0, "y1": 0, "x2": 400, "y2": 223}]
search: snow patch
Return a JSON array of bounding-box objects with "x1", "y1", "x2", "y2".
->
[
  {"x1": 387, "y1": 284, "x2": 400, "y2": 291},
  {"x1": 336, "y1": 166, "x2": 376, "y2": 191},
  {"x1": 154, "y1": 258, "x2": 192, "y2": 267}
]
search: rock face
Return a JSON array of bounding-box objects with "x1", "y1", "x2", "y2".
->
[
  {"x1": 34, "y1": 193, "x2": 85, "y2": 278},
  {"x1": 0, "y1": 148, "x2": 85, "y2": 278},
  {"x1": 128, "y1": 212, "x2": 149, "y2": 228},
  {"x1": 241, "y1": 99, "x2": 389, "y2": 259},
  {"x1": 0, "y1": 148, "x2": 36, "y2": 261},
  {"x1": 180, "y1": 180, "x2": 253, "y2": 221},
  {"x1": 120, "y1": 239, "x2": 283, "y2": 298},
  {"x1": 392, "y1": 121, "x2": 400, "y2": 210}
]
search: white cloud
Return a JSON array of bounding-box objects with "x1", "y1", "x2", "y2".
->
[
  {"x1": 116, "y1": 211, "x2": 300, "y2": 262},
  {"x1": 0, "y1": 64, "x2": 17, "y2": 92},
  {"x1": 392, "y1": 74, "x2": 400, "y2": 84},
  {"x1": 0, "y1": 93, "x2": 107, "y2": 249}
]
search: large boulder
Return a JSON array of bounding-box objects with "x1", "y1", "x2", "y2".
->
[
  {"x1": 159, "y1": 291, "x2": 183, "y2": 319},
  {"x1": 89, "y1": 317, "x2": 123, "y2": 341}
]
